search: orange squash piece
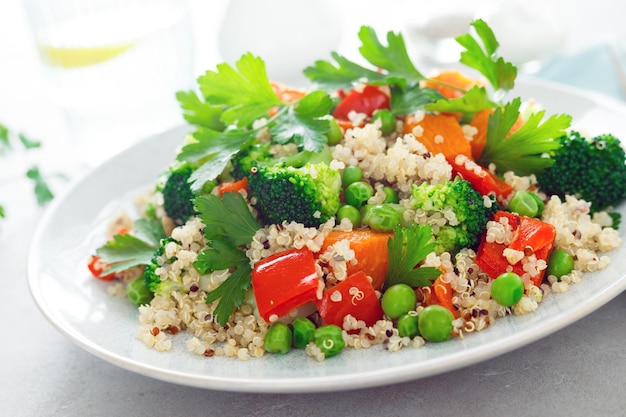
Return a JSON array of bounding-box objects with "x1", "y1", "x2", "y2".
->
[
  {"x1": 468, "y1": 109, "x2": 491, "y2": 160},
  {"x1": 320, "y1": 229, "x2": 392, "y2": 291},
  {"x1": 404, "y1": 113, "x2": 472, "y2": 159},
  {"x1": 422, "y1": 70, "x2": 478, "y2": 99}
]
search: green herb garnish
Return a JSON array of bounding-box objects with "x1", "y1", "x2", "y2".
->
[
  {"x1": 26, "y1": 166, "x2": 54, "y2": 206},
  {"x1": 456, "y1": 19, "x2": 517, "y2": 91},
  {"x1": 175, "y1": 90, "x2": 225, "y2": 131},
  {"x1": 0, "y1": 123, "x2": 10, "y2": 154},
  {"x1": 176, "y1": 54, "x2": 333, "y2": 191},
  {"x1": 19, "y1": 133, "x2": 42, "y2": 149},
  {"x1": 478, "y1": 97, "x2": 572, "y2": 175},
  {"x1": 96, "y1": 218, "x2": 167, "y2": 273},
  {"x1": 304, "y1": 26, "x2": 425, "y2": 90},
  {"x1": 194, "y1": 192, "x2": 259, "y2": 325},
  {"x1": 424, "y1": 85, "x2": 497, "y2": 120},
  {"x1": 384, "y1": 225, "x2": 442, "y2": 290}
]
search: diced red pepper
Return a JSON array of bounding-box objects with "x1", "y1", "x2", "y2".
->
[
  {"x1": 251, "y1": 248, "x2": 319, "y2": 322},
  {"x1": 475, "y1": 211, "x2": 556, "y2": 287},
  {"x1": 87, "y1": 255, "x2": 116, "y2": 281},
  {"x1": 316, "y1": 271, "x2": 384, "y2": 328},
  {"x1": 509, "y1": 215, "x2": 556, "y2": 253},
  {"x1": 217, "y1": 177, "x2": 248, "y2": 197},
  {"x1": 447, "y1": 154, "x2": 514, "y2": 202},
  {"x1": 332, "y1": 85, "x2": 390, "y2": 120}
]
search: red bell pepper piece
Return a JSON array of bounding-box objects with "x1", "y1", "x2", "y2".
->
[
  {"x1": 87, "y1": 255, "x2": 116, "y2": 281},
  {"x1": 251, "y1": 248, "x2": 319, "y2": 322},
  {"x1": 88, "y1": 227, "x2": 128, "y2": 281},
  {"x1": 316, "y1": 271, "x2": 384, "y2": 328},
  {"x1": 509, "y1": 215, "x2": 556, "y2": 253},
  {"x1": 447, "y1": 154, "x2": 514, "y2": 202},
  {"x1": 217, "y1": 177, "x2": 248, "y2": 197},
  {"x1": 332, "y1": 85, "x2": 390, "y2": 120},
  {"x1": 475, "y1": 211, "x2": 555, "y2": 287}
]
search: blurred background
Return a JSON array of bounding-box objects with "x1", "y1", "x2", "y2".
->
[{"x1": 0, "y1": 0, "x2": 625, "y2": 175}]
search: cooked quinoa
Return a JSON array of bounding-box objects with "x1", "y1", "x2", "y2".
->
[{"x1": 117, "y1": 118, "x2": 623, "y2": 361}]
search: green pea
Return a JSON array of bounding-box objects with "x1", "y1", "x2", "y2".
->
[
  {"x1": 342, "y1": 165, "x2": 363, "y2": 187},
  {"x1": 397, "y1": 312, "x2": 420, "y2": 338},
  {"x1": 325, "y1": 116, "x2": 344, "y2": 145},
  {"x1": 385, "y1": 203, "x2": 411, "y2": 227},
  {"x1": 382, "y1": 186, "x2": 399, "y2": 204},
  {"x1": 314, "y1": 325, "x2": 345, "y2": 358},
  {"x1": 337, "y1": 204, "x2": 362, "y2": 227},
  {"x1": 126, "y1": 277, "x2": 153, "y2": 306},
  {"x1": 546, "y1": 249, "x2": 575, "y2": 279},
  {"x1": 361, "y1": 203, "x2": 400, "y2": 232},
  {"x1": 264, "y1": 322, "x2": 293, "y2": 354},
  {"x1": 345, "y1": 181, "x2": 374, "y2": 207},
  {"x1": 418, "y1": 305, "x2": 454, "y2": 342},
  {"x1": 291, "y1": 317, "x2": 316, "y2": 349},
  {"x1": 508, "y1": 191, "x2": 539, "y2": 218},
  {"x1": 372, "y1": 109, "x2": 396, "y2": 135},
  {"x1": 381, "y1": 283, "x2": 417, "y2": 319},
  {"x1": 528, "y1": 192, "x2": 545, "y2": 217},
  {"x1": 491, "y1": 272, "x2": 525, "y2": 307}
]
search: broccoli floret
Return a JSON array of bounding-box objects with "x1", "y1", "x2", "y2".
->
[
  {"x1": 536, "y1": 131, "x2": 626, "y2": 211},
  {"x1": 230, "y1": 141, "x2": 334, "y2": 180},
  {"x1": 247, "y1": 162, "x2": 342, "y2": 227},
  {"x1": 408, "y1": 178, "x2": 499, "y2": 254},
  {"x1": 143, "y1": 237, "x2": 186, "y2": 295},
  {"x1": 162, "y1": 163, "x2": 197, "y2": 224},
  {"x1": 231, "y1": 142, "x2": 273, "y2": 180}
]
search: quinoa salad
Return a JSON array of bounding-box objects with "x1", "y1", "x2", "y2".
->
[{"x1": 90, "y1": 21, "x2": 625, "y2": 362}]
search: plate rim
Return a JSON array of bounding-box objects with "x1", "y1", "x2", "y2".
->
[{"x1": 27, "y1": 78, "x2": 626, "y2": 393}]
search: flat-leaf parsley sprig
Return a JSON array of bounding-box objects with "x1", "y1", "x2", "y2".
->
[
  {"x1": 193, "y1": 192, "x2": 260, "y2": 326},
  {"x1": 303, "y1": 22, "x2": 516, "y2": 118},
  {"x1": 175, "y1": 53, "x2": 334, "y2": 191},
  {"x1": 384, "y1": 224, "x2": 442, "y2": 291},
  {"x1": 96, "y1": 217, "x2": 167, "y2": 274},
  {"x1": 455, "y1": 19, "x2": 517, "y2": 92},
  {"x1": 479, "y1": 97, "x2": 572, "y2": 175}
]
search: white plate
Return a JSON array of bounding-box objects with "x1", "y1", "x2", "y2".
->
[{"x1": 28, "y1": 78, "x2": 626, "y2": 393}]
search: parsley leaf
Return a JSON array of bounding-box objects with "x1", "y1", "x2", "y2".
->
[
  {"x1": 478, "y1": 98, "x2": 572, "y2": 175},
  {"x1": 132, "y1": 217, "x2": 167, "y2": 247},
  {"x1": 0, "y1": 204, "x2": 5, "y2": 218},
  {"x1": 390, "y1": 85, "x2": 442, "y2": 116},
  {"x1": 456, "y1": 19, "x2": 517, "y2": 91},
  {"x1": 0, "y1": 123, "x2": 10, "y2": 154},
  {"x1": 177, "y1": 128, "x2": 254, "y2": 191},
  {"x1": 26, "y1": 166, "x2": 54, "y2": 206},
  {"x1": 194, "y1": 240, "x2": 250, "y2": 274},
  {"x1": 384, "y1": 225, "x2": 442, "y2": 290},
  {"x1": 193, "y1": 191, "x2": 259, "y2": 326},
  {"x1": 357, "y1": 26, "x2": 425, "y2": 86},
  {"x1": 423, "y1": 85, "x2": 496, "y2": 118},
  {"x1": 96, "y1": 217, "x2": 167, "y2": 273},
  {"x1": 303, "y1": 51, "x2": 385, "y2": 90},
  {"x1": 19, "y1": 133, "x2": 41, "y2": 149},
  {"x1": 197, "y1": 53, "x2": 281, "y2": 127},
  {"x1": 205, "y1": 264, "x2": 253, "y2": 325},
  {"x1": 96, "y1": 234, "x2": 157, "y2": 273},
  {"x1": 304, "y1": 25, "x2": 424, "y2": 90},
  {"x1": 194, "y1": 192, "x2": 259, "y2": 247},
  {"x1": 269, "y1": 90, "x2": 332, "y2": 152},
  {"x1": 175, "y1": 90, "x2": 226, "y2": 131}
]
